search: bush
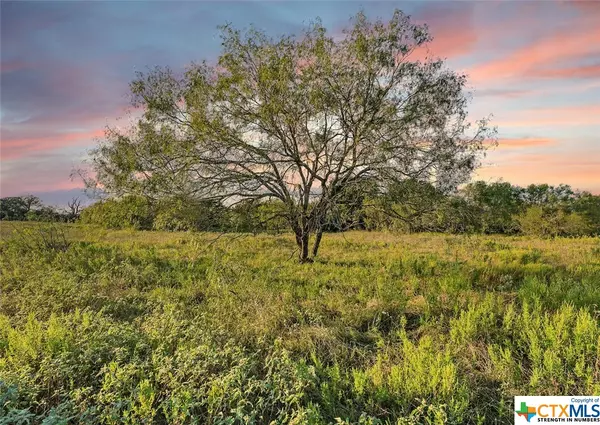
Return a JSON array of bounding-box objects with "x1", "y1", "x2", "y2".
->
[
  {"x1": 80, "y1": 196, "x2": 228, "y2": 232},
  {"x1": 517, "y1": 206, "x2": 591, "y2": 237},
  {"x1": 9, "y1": 223, "x2": 72, "y2": 253},
  {"x1": 79, "y1": 196, "x2": 154, "y2": 230},
  {"x1": 228, "y1": 200, "x2": 288, "y2": 233},
  {"x1": 153, "y1": 198, "x2": 226, "y2": 232},
  {"x1": 573, "y1": 193, "x2": 600, "y2": 235},
  {"x1": 25, "y1": 206, "x2": 67, "y2": 223}
]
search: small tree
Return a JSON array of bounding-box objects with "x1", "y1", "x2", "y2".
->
[
  {"x1": 89, "y1": 10, "x2": 494, "y2": 262},
  {"x1": 65, "y1": 197, "x2": 83, "y2": 222}
]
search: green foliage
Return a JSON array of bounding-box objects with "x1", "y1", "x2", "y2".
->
[
  {"x1": 7, "y1": 223, "x2": 72, "y2": 254},
  {"x1": 25, "y1": 206, "x2": 66, "y2": 223},
  {"x1": 0, "y1": 196, "x2": 42, "y2": 221},
  {"x1": 463, "y1": 181, "x2": 522, "y2": 234},
  {"x1": 228, "y1": 200, "x2": 288, "y2": 233},
  {"x1": 153, "y1": 198, "x2": 226, "y2": 232},
  {"x1": 2, "y1": 225, "x2": 600, "y2": 423},
  {"x1": 361, "y1": 181, "x2": 599, "y2": 237},
  {"x1": 573, "y1": 192, "x2": 600, "y2": 235},
  {"x1": 0, "y1": 196, "x2": 80, "y2": 223},
  {"x1": 79, "y1": 196, "x2": 153, "y2": 230},
  {"x1": 517, "y1": 206, "x2": 590, "y2": 237},
  {"x1": 74, "y1": 183, "x2": 600, "y2": 238},
  {"x1": 522, "y1": 183, "x2": 577, "y2": 207}
]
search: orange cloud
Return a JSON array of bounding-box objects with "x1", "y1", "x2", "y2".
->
[
  {"x1": 476, "y1": 152, "x2": 600, "y2": 193},
  {"x1": 493, "y1": 138, "x2": 556, "y2": 150}
]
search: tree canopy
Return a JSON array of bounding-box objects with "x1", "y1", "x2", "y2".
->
[{"x1": 89, "y1": 10, "x2": 495, "y2": 261}]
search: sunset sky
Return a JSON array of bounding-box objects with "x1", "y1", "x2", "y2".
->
[{"x1": 1, "y1": 0, "x2": 599, "y2": 205}]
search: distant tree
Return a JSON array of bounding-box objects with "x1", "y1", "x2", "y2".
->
[
  {"x1": 227, "y1": 199, "x2": 289, "y2": 233},
  {"x1": 322, "y1": 179, "x2": 376, "y2": 232},
  {"x1": 0, "y1": 195, "x2": 42, "y2": 221},
  {"x1": 521, "y1": 183, "x2": 577, "y2": 207},
  {"x1": 66, "y1": 197, "x2": 83, "y2": 222},
  {"x1": 25, "y1": 206, "x2": 65, "y2": 222},
  {"x1": 87, "y1": 10, "x2": 494, "y2": 262},
  {"x1": 373, "y1": 179, "x2": 446, "y2": 232},
  {"x1": 434, "y1": 195, "x2": 482, "y2": 233},
  {"x1": 517, "y1": 206, "x2": 590, "y2": 237},
  {"x1": 572, "y1": 192, "x2": 600, "y2": 234},
  {"x1": 463, "y1": 181, "x2": 522, "y2": 233}
]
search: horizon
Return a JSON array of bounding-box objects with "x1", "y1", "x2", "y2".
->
[{"x1": 1, "y1": 0, "x2": 599, "y2": 205}]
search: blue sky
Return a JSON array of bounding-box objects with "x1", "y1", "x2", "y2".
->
[{"x1": 1, "y1": 0, "x2": 599, "y2": 205}]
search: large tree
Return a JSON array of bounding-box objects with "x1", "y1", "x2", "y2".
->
[{"x1": 89, "y1": 10, "x2": 495, "y2": 262}]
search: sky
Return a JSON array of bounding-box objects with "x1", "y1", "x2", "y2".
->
[{"x1": 1, "y1": 0, "x2": 599, "y2": 205}]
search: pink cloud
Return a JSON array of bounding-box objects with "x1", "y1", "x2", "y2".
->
[
  {"x1": 0, "y1": 129, "x2": 105, "y2": 160},
  {"x1": 0, "y1": 174, "x2": 83, "y2": 198},
  {"x1": 468, "y1": 12, "x2": 600, "y2": 84},
  {"x1": 413, "y1": 3, "x2": 478, "y2": 59},
  {"x1": 495, "y1": 105, "x2": 600, "y2": 128},
  {"x1": 0, "y1": 61, "x2": 31, "y2": 73},
  {"x1": 535, "y1": 63, "x2": 600, "y2": 79}
]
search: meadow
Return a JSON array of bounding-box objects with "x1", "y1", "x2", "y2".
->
[{"x1": 1, "y1": 223, "x2": 599, "y2": 424}]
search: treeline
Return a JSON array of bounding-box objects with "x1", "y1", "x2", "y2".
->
[
  {"x1": 363, "y1": 180, "x2": 600, "y2": 237},
  {"x1": 0, "y1": 196, "x2": 82, "y2": 223},
  {"x1": 2, "y1": 181, "x2": 599, "y2": 237}
]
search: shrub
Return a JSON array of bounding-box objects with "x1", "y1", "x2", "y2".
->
[
  {"x1": 153, "y1": 198, "x2": 226, "y2": 232},
  {"x1": 517, "y1": 206, "x2": 591, "y2": 237},
  {"x1": 8, "y1": 223, "x2": 71, "y2": 253},
  {"x1": 79, "y1": 196, "x2": 154, "y2": 230}
]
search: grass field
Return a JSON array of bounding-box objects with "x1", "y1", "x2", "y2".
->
[{"x1": 1, "y1": 223, "x2": 600, "y2": 424}]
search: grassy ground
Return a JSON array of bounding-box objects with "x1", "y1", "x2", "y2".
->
[{"x1": 1, "y1": 222, "x2": 599, "y2": 424}]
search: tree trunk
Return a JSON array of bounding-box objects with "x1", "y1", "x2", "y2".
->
[
  {"x1": 295, "y1": 231, "x2": 302, "y2": 249},
  {"x1": 299, "y1": 232, "x2": 311, "y2": 263},
  {"x1": 312, "y1": 229, "x2": 323, "y2": 258},
  {"x1": 294, "y1": 229, "x2": 312, "y2": 263}
]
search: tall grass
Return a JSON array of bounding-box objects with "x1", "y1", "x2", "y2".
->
[{"x1": 0, "y1": 224, "x2": 599, "y2": 424}]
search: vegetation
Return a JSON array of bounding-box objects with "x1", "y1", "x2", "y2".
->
[
  {"x1": 2, "y1": 9, "x2": 599, "y2": 424},
  {"x1": 1, "y1": 223, "x2": 599, "y2": 424},
  {"x1": 63, "y1": 181, "x2": 600, "y2": 238},
  {"x1": 0, "y1": 196, "x2": 82, "y2": 223},
  {"x1": 85, "y1": 10, "x2": 494, "y2": 262}
]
